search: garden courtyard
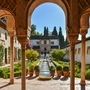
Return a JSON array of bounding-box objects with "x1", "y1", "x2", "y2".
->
[{"x1": 0, "y1": 75, "x2": 90, "y2": 90}]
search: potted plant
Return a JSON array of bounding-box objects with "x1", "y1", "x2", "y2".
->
[
  {"x1": 26, "y1": 68, "x2": 28, "y2": 76},
  {"x1": 56, "y1": 65, "x2": 62, "y2": 78},
  {"x1": 34, "y1": 65, "x2": 40, "y2": 76},
  {"x1": 49, "y1": 65, "x2": 55, "y2": 77},
  {"x1": 29, "y1": 65, "x2": 34, "y2": 77},
  {"x1": 63, "y1": 66, "x2": 69, "y2": 77}
]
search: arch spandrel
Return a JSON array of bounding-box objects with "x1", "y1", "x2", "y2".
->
[
  {"x1": 0, "y1": 10, "x2": 16, "y2": 35},
  {"x1": 25, "y1": 0, "x2": 70, "y2": 32},
  {"x1": 78, "y1": 0, "x2": 90, "y2": 17},
  {"x1": 0, "y1": 0, "x2": 17, "y2": 17}
]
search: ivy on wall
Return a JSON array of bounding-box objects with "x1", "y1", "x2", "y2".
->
[
  {"x1": 0, "y1": 43, "x2": 4, "y2": 65},
  {"x1": 18, "y1": 48, "x2": 22, "y2": 61}
]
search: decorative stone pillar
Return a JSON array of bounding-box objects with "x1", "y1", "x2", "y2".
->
[
  {"x1": 8, "y1": 31, "x2": 14, "y2": 84},
  {"x1": 67, "y1": 34, "x2": 78, "y2": 90},
  {"x1": 80, "y1": 29, "x2": 87, "y2": 85},
  {"x1": 18, "y1": 37, "x2": 28, "y2": 90}
]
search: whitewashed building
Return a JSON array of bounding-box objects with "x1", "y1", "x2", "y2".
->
[
  {"x1": 0, "y1": 21, "x2": 21, "y2": 64},
  {"x1": 30, "y1": 35, "x2": 59, "y2": 57},
  {"x1": 63, "y1": 37, "x2": 90, "y2": 64}
]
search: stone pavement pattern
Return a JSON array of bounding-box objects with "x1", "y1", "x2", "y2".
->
[{"x1": 0, "y1": 76, "x2": 90, "y2": 90}]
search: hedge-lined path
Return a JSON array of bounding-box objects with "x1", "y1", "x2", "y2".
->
[{"x1": 0, "y1": 76, "x2": 90, "y2": 90}]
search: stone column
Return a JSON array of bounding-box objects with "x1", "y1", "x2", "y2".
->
[
  {"x1": 18, "y1": 37, "x2": 28, "y2": 90},
  {"x1": 68, "y1": 35, "x2": 78, "y2": 90},
  {"x1": 10, "y1": 36, "x2": 14, "y2": 83},
  {"x1": 80, "y1": 29, "x2": 87, "y2": 85},
  {"x1": 8, "y1": 31, "x2": 14, "y2": 84},
  {"x1": 21, "y1": 43, "x2": 26, "y2": 90}
]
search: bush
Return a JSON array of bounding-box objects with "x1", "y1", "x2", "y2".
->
[
  {"x1": 26, "y1": 49, "x2": 39, "y2": 61},
  {"x1": 50, "y1": 49, "x2": 66, "y2": 61},
  {"x1": 56, "y1": 65, "x2": 62, "y2": 70},
  {"x1": 75, "y1": 73, "x2": 81, "y2": 78},
  {"x1": 34, "y1": 65, "x2": 40, "y2": 71},
  {"x1": 0, "y1": 67, "x2": 10, "y2": 78},
  {"x1": 49, "y1": 66, "x2": 55, "y2": 72},
  {"x1": 63, "y1": 66, "x2": 69, "y2": 71},
  {"x1": 85, "y1": 69, "x2": 90, "y2": 80}
]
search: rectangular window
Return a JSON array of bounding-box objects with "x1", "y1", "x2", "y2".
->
[
  {"x1": 44, "y1": 40, "x2": 46, "y2": 44},
  {"x1": 75, "y1": 49, "x2": 77, "y2": 54},
  {"x1": 36, "y1": 41, "x2": 39, "y2": 44},
  {"x1": 5, "y1": 33, "x2": 7, "y2": 40},
  {"x1": 87, "y1": 46, "x2": 90, "y2": 55},
  {"x1": 51, "y1": 42, "x2": 54, "y2": 44},
  {"x1": 78, "y1": 48, "x2": 81, "y2": 54}
]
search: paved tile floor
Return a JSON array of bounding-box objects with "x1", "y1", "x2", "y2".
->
[{"x1": 0, "y1": 75, "x2": 90, "y2": 90}]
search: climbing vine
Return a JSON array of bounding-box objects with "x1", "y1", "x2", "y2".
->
[{"x1": 0, "y1": 43, "x2": 4, "y2": 65}]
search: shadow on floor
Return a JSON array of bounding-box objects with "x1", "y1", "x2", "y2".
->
[
  {"x1": 60, "y1": 76, "x2": 68, "y2": 81},
  {"x1": 0, "y1": 83, "x2": 12, "y2": 89},
  {"x1": 81, "y1": 85, "x2": 85, "y2": 90},
  {"x1": 26, "y1": 76, "x2": 37, "y2": 80},
  {"x1": 53, "y1": 76, "x2": 60, "y2": 80}
]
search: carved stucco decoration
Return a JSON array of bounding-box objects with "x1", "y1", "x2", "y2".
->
[
  {"x1": 78, "y1": 0, "x2": 90, "y2": 16},
  {"x1": 0, "y1": 0, "x2": 17, "y2": 16}
]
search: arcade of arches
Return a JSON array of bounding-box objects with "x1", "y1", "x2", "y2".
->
[{"x1": 0, "y1": 0, "x2": 90, "y2": 90}]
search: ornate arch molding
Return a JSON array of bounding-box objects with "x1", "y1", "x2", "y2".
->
[
  {"x1": 25, "y1": 0, "x2": 70, "y2": 29},
  {"x1": 0, "y1": 10, "x2": 16, "y2": 35},
  {"x1": 78, "y1": 0, "x2": 90, "y2": 18},
  {"x1": 80, "y1": 6, "x2": 90, "y2": 28},
  {"x1": 0, "y1": 0, "x2": 17, "y2": 17}
]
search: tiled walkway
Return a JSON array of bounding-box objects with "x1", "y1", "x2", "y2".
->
[{"x1": 0, "y1": 76, "x2": 90, "y2": 90}]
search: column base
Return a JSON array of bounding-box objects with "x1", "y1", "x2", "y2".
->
[
  {"x1": 9, "y1": 79, "x2": 14, "y2": 84},
  {"x1": 80, "y1": 80, "x2": 86, "y2": 85}
]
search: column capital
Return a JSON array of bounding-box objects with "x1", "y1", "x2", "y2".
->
[
  {"x1": 17, "y1": 37, "x2": 28, "y2": 49},
  {"x1": 7, "y1": 28, "x2": 15, "y2": 37},
  {"x1": 67, "y1": 34, "x2": 78, "y2": 46},
  {"x1": 80, "y1": 27, "x2": 88, "y2": 36}
]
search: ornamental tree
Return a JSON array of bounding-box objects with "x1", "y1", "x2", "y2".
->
[{"x1": 50, "y1": 49, "x2": 66, "y2": 61}]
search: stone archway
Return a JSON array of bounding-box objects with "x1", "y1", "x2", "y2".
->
[
  {"x1": 26, "y1": 0, "x2": 70, "y2": 30},
  {"x1": 0, "y1": 9, "x2": 16, "y2": 84},
  {"x1": 25, "y1": 1, "x2": 77, "y2": 90},
  {"x1": 80, "y1": 8, "x2": 90, "y2": 85}
]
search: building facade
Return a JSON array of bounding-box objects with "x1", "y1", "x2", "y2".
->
[
  {"x1": 30, "y1": 35, "x2": 59, "y2": 56},
  {"x1": 63, "y1": 37, "x2": 90, "y2": 64},
  {"x1": 0, "y1": 0, "x2": 90, "y2": 90},
  {"x1": 0, "y1": 21, "x2": 21, "y2": 65}
]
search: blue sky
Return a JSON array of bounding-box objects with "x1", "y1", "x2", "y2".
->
[{"x1": 31, "y1": 2, "x2": 90, "y2": 40}]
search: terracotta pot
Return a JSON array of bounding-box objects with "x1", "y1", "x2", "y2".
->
[
  {"x1": 57, "y1": 70, "x2": 62, "y2": 77},
  {"x1": 26, "y1": 69, "x2": 28, "y2": 76},
  {"x1": 63, "y1": 71, "x2": 69, "y2": 77},
  {"x1": 50, "y1": 71, "x2": 55, "y2": 77},
  {"x1": 35, "y1": 71, "x2": 40, "y2": 76},
  {"x1": 29, "y1": 71, "x2": 33, "y2": 77}
]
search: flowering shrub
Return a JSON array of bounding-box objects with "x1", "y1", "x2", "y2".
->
[{"x1": 26, "y1": 42, "x2": 33, "y2": 50}]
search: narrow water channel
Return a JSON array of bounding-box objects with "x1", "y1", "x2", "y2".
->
[{"x1": 39, "y1": 59, "x2": 51, "y2": 79}]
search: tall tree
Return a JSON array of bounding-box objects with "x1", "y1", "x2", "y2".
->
[
  {"x1": 58, "y1": 27, "x2": 65, "y2": 48},
  {"x1": 46, "y1": 27, "x2": 49, "y2": 36},
  {"x1": 44, "y1": 26, "x2": 48, "y2": 36},
  {"x1": 31, "y1": 24, "x2": 42, "y2": 36},
  {"x1": 52, "y1": 26, "x2": 58, "y2": 36},
  {"x1": 31, "y1": 24, "x2": 36, "y2": 35}
]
